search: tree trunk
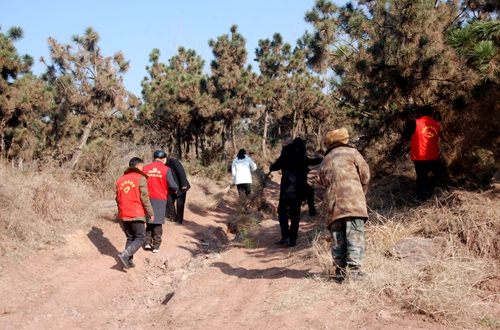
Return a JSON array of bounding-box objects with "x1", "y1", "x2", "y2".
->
[
  {"x1": 176, "y1": 129, "x2": 182, "y2": 160},
  {"x1": 195, "y1": 135, "x2": 199, "y2": 159},
  {"x1": 231, "y1": 120, "x2": 236, "y2": 158},
  {"x1": 292, "y1": 108, "x2": 298, "y2": 137},
  {"x1": 261, "y1": 107, "x2": 269, "y2": 157},
  {"x1": 69, "y1": 116, "x2": 95, "y2": 170},
  {"x1": 0, "y1": 120, "x2": 6, "y2": 160},
  {"x1": 186, "y1": 141, "x2": 191, "y2": 159},
  {"x1": 221, "y1": 122, "x2": 227, "y2": 162},
  {"x1": 316, "y1": 124, "x2": 322, "y2": 151}
]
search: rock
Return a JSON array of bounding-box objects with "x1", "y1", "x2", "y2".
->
[
  {"x1": 152, "y1": 275, "x2": 173, "y2": 287},
  {"x1": 376, "y1": 310, "x2": 391, "y2": 321},
  {"x1": 200, "y1": 226, "x2": 229, "y2": 247},
  {"x1": 386, "y1": 237, "x2": 451, "y2": 266}
]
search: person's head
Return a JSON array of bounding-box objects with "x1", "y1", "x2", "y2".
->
[
  {"x1": 153, "y1": 150, "x2": 167, "y2": 164},
  {"x1": 420, "y1": 105, "x2": 434, "y2": 117},
  {"x1": 129, "y1": 157, "x2": 145, "y2": 171},
  {"x1": 282, "y1": 136, "x2": 293, "y2": 147},
  {"x1": 237, "y1": 149, "x2": 246, "y2": 160},
  {"x1": 293, "y1": 137, "x2": 306, "y2": 153},
  {"x1": 324, "y1": 127, "x2": 349, "y2": 148},
  {"x1": 293, "y1": 137, "x2": 306, "y2": 146}
]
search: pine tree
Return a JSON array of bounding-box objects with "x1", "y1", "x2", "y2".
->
[
  {"x1": 254, "y1": 33, "x2": 291, "y2": 156},
  {"x1": 0, "y1": 25, "x2": 47, "y2": 160},
  {"x1": 305, "y1": 0, "x2": 464, "y2": 140},
  {"x1": 140, "y1": 47, "x2": 216, "y2": 159},
  {"x1": 41, "y1": 27, "x2": 133, "y2": 170},
  {"x1": 208, "y1": 25, "x2": 255, "y2": 160}
]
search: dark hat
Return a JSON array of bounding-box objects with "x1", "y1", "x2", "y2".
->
[{"x1": 153, "y1": 150, "x2": 167, "y2": 159}]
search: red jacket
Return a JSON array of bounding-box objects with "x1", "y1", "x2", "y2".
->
[
  {"x1": 116, "y1": 170, "x2": 147, "y2": 219},
  {"x1": 410, "y1": 116, "x2": 440, "y2": 161},
  {"x1": 143, "y1": 161, "x2": 169, "y2": 200}
]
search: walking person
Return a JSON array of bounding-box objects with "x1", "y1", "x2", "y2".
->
[
  {"x1": 116, "y1": 157, "x2": 155, "y2": 270},
  {"x1": 231, "y1": 149, "x2": 257, "y2": 205},
  {"x1": 143, "y1": 150, "x2": 179, "y2": 253},
  {"x1": 403, "y1": 105, "x2": 441, "y2": 202},
  {"x1": 293, "y1": 137, "x2": 322, "y2": 216},
  {"x1": 166, "y1": 155, "x2": 191, "y2": 226},
  {"x1": 270, "y1": 137, "x2": 319, "y2": 247},
  {"x1": 319, "y1": 128, "x2": 370, "y2": 282}
]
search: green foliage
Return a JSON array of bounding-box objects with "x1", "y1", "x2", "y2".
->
[
  {"x1": 480, "y1": 317, "x2": 500, "y2": 329},
  {"x1": 448, "y1": 20, "x2": 500, "y2": 81},
  {"x1": 208, "y1": 25, "x2": 256, "y2": 160},
  {"x1": 305, "y1": 0, "x2": 464, "y2": 133},
  {"x1": 41, "y1": 27, "x2": 136, "y2": 170},
  {"x1": 140, "y1": 47, "x2": 218, "y2": 160}
]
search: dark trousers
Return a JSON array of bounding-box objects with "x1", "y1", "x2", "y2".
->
[
  {"x1": 236, "y1": 183, "x2": 251, "y2": 204},
  {"x1": 277, "y1": 198, "x2": 302, "y2": 242},
  {"x1": 167, "y1": 192, "x2": 187, "y2": 224},
  {"x1": 145, "y1": 223, "x2": 163, "y2": 249},
  {"x1": 306, "y1": 183, "x2": 316, "y2": 214},
  {"x1": 414, "y1": 160, "x2": 442, "y2": 201},
  {"x1": 122, "y1": 221, "x2": 146, "y2": 260}
]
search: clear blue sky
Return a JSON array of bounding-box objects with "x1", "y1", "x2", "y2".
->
[{"x1": 2, "y1": 0, "x2": 347, "y2": 97}]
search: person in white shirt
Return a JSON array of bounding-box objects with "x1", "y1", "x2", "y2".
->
[{"x1": 231, "y1": 149, "x2": 257, "y2": 204}]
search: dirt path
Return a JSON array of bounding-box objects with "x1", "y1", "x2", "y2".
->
[{"x1": 0, "y1": 174, "x2": 443, "y2": 330}]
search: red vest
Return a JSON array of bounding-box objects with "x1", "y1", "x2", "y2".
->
[
  {"x1": 116, "y1": 171, "x2": 146, "y2": 219},
  {"x1": 143, "y1": 161, "x2": 169, "y2": 200},
  {"x1": 410, "y1": 116, "x2": 440, "y2": 161}
]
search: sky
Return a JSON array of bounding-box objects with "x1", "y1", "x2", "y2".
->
[{"x1": 2, "y1": 0, "x2": 347, "y2": 98}]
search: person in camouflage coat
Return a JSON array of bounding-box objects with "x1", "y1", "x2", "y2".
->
[{"x1": 319, "y1": 127, "x2": 370, "y2": 281}]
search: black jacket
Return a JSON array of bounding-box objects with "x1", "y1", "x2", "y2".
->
[
  {"x1": 166, "y1": 157, "x2": 191, "y2": 196},
  {"x1": 270, "y1": 141, "x2": 321, "y2": 200}
]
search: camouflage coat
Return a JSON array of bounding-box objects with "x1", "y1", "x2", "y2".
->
[{"x1": 319, "y1": 143, "x2": 370, "y2": 229}]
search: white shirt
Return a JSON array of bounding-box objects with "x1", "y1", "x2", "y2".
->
[{"x1": 231, "y1": 155, "x2": 257, "y2": 185}]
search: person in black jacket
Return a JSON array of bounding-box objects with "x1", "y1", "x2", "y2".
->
[
  {"x1": 293, "y1": 137, "x2": 322, "y2": 216},
  {"x1": 270, "y1": 137, "x2": 321, "y2": 247},
  {"x1": 165, "y1": 156, "x2": 191, "y2": 226}
]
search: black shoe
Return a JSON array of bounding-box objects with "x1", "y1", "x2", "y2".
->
[
  {"x1": 348, "y1": 266, "x2": 367, "y2": 281},
  {"x1": 288, "y1": 240, "x2": 296, "y2": 247},
  {"x1": 334, "y1": 267, "x2": 346, "y2": 283},
  {"x1": 128, "y1": 259, "x2": 136, "y2": 268},
  {"x1": 117, "y1": 252, "x2": 130, "y2": 269},
  {"x1": 165, "y1": 217, "x2": 175, "y2": 222},
  {"x1": 274, "y1": 238, "x2": 290, "y2": 245}
]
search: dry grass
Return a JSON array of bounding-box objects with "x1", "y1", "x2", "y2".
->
[
  {"x1": 310, "y1": 182, "x2": 500, "y2": 324},
  {"x1": 187, "y1": 175, "x2": 232, "y2": 213},
  {"x1": 203, "y1": 185, "x2": 232, "y2": 211},
  {"x1": 0, "y1": 162, "x2": 100, "y2": 259}
]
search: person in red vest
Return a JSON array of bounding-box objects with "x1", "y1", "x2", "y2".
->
[
  {"x1": 116, "y1": 157, "x2": 155, "y2": 270},
  {"x1": 403, "y1": 105, "x2": 442, "y2": 201},
  {"x1": 142, "y1": 150, "x2": 179, "y2": 253}
]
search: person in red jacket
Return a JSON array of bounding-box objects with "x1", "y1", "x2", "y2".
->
[
  {"x1": 142, "y1": 150, "x2": 178, "y2": 253},
  {"x1": 403, "y1": 105, "x2": 442, "y2": 201},
  {"x1": 116, "y1": 157, "x2": 155, "y2": 270}
]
